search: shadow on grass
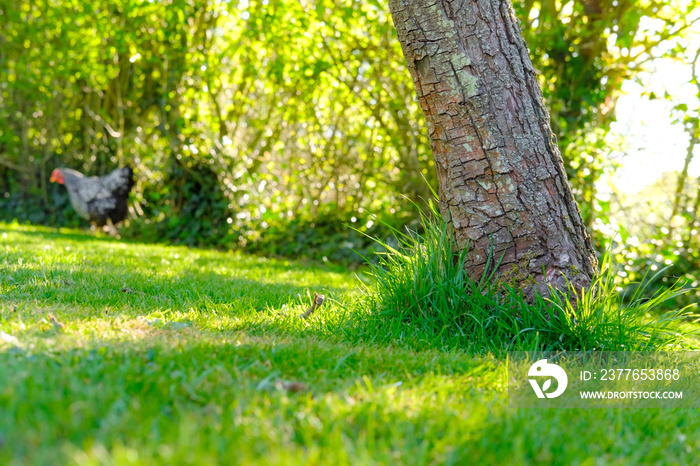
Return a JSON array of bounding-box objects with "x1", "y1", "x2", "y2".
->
[
  {"x1": 2, "y1": 224, "x2": 145, "y2": 246},
  {"x1": 1, "y1": 334, "x2": 695, "y2": 466},
  {"x1": 1, "y1": 263, "x2": 342, "y2": 317},
  {"x1": 0, "y1": 330, "x2": 499, "y2": 463},
  {"x1": 2, "y1": 224, "x2": 357, "y2": 274},
  {"x1": 1, "y1": 225, "x2": 352, "y2": 318}
]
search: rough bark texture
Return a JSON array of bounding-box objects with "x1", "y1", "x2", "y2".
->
[{"x1": 389, "y1": 0, "x2": 597, "y2": 297}]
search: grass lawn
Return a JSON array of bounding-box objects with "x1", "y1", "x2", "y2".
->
[{"x1": 1, "y1": 223, "x2": 699, "y2": 465}]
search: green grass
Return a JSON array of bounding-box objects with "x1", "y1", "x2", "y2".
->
[
  {"x1": 351, "y1": 202, "x2": 699, "y2": 353},
  {"x1": 2, "y1": 222, "x2": 700, "y2": 465}
]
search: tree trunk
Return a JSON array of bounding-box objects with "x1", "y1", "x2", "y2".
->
[
  {"x1": 667, "y1": 137, "x2": 696, "y2": 241},
  {"x1": 388, "y1": 0, "x2": 597, "y2": 298}
]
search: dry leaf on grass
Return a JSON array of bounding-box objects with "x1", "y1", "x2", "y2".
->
[
  {"x1": 277, "y1": 380, "x2": 307, "y2": 393},
  {"x1": 300, "y1": 292, "x2": 325, "y2": 319},
  {"x1": 47, "y1": 313, "x2": 65, "y2": 331}
]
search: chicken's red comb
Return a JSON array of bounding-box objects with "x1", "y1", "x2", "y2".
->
[{"x1": 50, "y1": 168, "x2": 63, "y2": 184}]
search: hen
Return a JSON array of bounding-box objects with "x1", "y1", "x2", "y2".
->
[{"x1": 50, "y1": 166, "x2": 134, "y2": 234}]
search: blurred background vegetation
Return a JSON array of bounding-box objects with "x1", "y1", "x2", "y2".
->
[{"x1": 1, "y1": 0, "x2": 699, "y2": 307}]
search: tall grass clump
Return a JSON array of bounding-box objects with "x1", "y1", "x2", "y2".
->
[{"x1": 349, "y1": 202, "x2": 699, "y2": 353}]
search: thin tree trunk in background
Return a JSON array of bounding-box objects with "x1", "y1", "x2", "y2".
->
[
  {"x1": 388, "y1": 0, "x2": 597, "y2": 298},
  {"x1": 682, "y1": 50, "x2": 700, "y2": 248},
  {"x1": 668, "y1": 137, "x2": 696, "y2": 240},
  {"x1": 684, "y1": 174, "x2": 700, "y2": 249}
]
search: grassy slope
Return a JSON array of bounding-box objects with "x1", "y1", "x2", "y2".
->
[{"x1": 1, "y1": 224, "x2": 698, "y2": 465}]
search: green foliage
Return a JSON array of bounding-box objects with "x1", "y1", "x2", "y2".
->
[
  {"x1": 0, "y1": 0, "x2": 434, "y2": 256},
  {"x1": 516, "y1": 0, "x2": 699, "y2": 217},
  {"x1": 1, "y1": 0, "x2": 698, "y2": 261},
  {"x1": 240, "y1": 211, "x2": 414, "y2": 266},
  {"x1": 608, "y1": 46, "x2": 700, "y2": 310},
  {"x1": 349, "y1": 203, "x2": 698, "y2": 353},
  {"x1": 128, "y1": 161, "x2": 235, "y2": 246},
  {"x1": 609, "y1": 169, "x2": 700, "y2": 310}
]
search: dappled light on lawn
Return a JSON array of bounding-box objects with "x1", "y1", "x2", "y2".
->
[{"x1": 2, "y1": 224, "x2": 700, "y2": 463}]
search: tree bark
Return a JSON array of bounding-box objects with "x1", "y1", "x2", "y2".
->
[{"x1": 388, "y1": 0, "x2": 597, "y2": 298}]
